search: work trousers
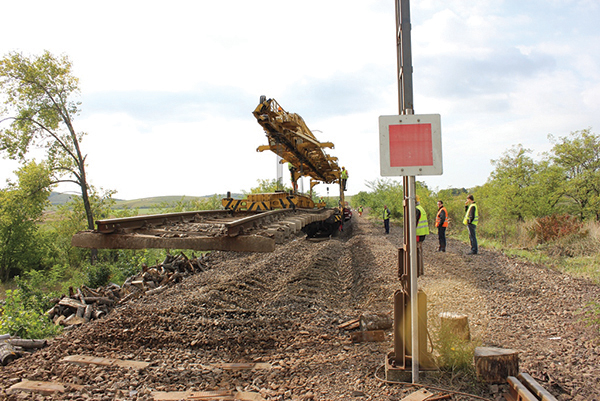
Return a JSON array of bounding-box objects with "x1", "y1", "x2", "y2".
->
[
  {"x1": 467, "y1": 224, "x2": 478, "y2": 254},
  {"x1": 438, "y1": 226, "x2": 447, "y2": 251},
  {"x1": 384, "y1": 219, "x2": 390, "y2": 234}
]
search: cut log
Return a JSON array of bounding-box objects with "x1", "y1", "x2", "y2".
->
[
  {"x1": 45, "y1": 305, "x2": 58, "y2": 319},
  {"x1": 76, "y1": 306, "x2": 85, "y2": 318},
  {"x1": 439, "y1": 312, "x2": 470, "y2": 341},
  {"x1": 58, "y1": 297, "x2": 86, "y2": 310},
  {"x1": 7, "y1": 339, "x2": 47, "y2": 349},
  {"x1": 82, "y1": 296, "x2": 115, "y2": 305},
  {"x1": 337, "y1": 318, "x2": 360, "y2": 330},
  {"x1": 0, "y1": 345, "x2": 20, "y2": 366},
  {"x1": 63, "y1": 315, "x2": 86, "y2": 326},
  {"x1": 146, "y1": 286, "x2": 167, "y2": 296},
  {"x1": 474, "y1": 347, "x2": 519, "y2": 384},
  {"x1": 83, "y1": 305, "x2": 93, "y2": 321},
  {"x1": 360, "y1": 312, "x2": 392, "y2": 331}
]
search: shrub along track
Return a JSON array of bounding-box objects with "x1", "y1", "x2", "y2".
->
[{"x1": 1, "y1": 214, "x2": 599, "y2": 400}]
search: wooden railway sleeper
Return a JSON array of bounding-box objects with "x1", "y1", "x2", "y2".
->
[{"x1": 505, "y1": 373, "x2": 557, "y2": 401}]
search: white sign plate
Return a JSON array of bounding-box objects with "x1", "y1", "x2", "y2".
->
[{"x1": 379, "y1": 114, "x2": 442, "y2": 176}]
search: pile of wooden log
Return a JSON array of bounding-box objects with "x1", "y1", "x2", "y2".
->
[{"x1": 46, "y1": 253, "x2": 208, "y2": 328}]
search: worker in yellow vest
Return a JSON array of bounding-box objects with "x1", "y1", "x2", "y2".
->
[
  {"x1": 416, "y1": 196, "x2": 429, "y2": 242},
  {"x1": 341, "y1": 167, "x2": 348, "y2": 191},
  {"x1": 416, "y1": 196, "x2": 429, "y2": 276},
  {"x1": 383, "y1": 205, "x2": 391, "y2": 234},
  {"x1": 435, "y1": 200, "x2": 449, "y2": 252},
  {"x1": 288, "y1": 162, "x2": 298, "y2": 192},
  {"x1": 463, "y1": 194, "x2": 479, "y2": 255}
]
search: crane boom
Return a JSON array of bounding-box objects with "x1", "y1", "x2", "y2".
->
[{"x1": 253, "y1": 97, "x2": 341, "y2": 185}]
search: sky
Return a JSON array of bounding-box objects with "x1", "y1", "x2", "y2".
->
[{"x1": 1, "y1": 0, "x2": 599, "y2": 200}]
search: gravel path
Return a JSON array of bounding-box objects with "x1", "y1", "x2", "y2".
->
[{"x1": 1, "y1": 212, "x2": 599, "y2": 400}]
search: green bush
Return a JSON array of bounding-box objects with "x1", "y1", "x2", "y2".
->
[
  {"x1": 0, "y1": 277, "x2": 62, "y2": 338},
  {"x1": 85, "y1": 263, "x2": 112, "y2": 289}
]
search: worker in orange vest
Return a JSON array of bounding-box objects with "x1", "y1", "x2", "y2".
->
[{"x1": 435, "y1": 200, "x2": 449, "y2": 252}]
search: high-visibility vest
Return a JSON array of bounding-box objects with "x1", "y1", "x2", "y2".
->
[
  {"x1": 416, "y1": 205, "x2": 429, "y2": 236},
  {"x1": 436, "y1": 206, "x2": 449, "y2": 228},
  {"x1": 463, "y1": 203, "x2": 479, "y2": 225},
  {"x1": 341, "y1": 169, "x2": 348, "y2": 179},
  {"x1": 383, "y1": 208, "x2": 391, "y2": 220}
]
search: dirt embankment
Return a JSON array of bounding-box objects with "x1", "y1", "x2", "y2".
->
[{"x1": 1, "y1": 213, "x2": 599, "y2": 400}]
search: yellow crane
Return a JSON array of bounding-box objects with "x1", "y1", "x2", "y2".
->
[{"x1": 222, "y1": 96, "x2": 346, "y2": 211}]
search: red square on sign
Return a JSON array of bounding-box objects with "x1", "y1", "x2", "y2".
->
[{"x1": 389, "y1": 123, "x2": 433, "y2": 167}]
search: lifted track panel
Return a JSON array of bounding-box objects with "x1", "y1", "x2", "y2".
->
[{"x1": 72, "y1": 231, "x2": 275, "y2": 253}]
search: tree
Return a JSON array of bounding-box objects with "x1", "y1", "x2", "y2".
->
[
  {"x1": 0, "y1": 162, "x2": 52, "y2": 282},
  {"x1": 0, "y1": 51, "x2": 96, "y2": 232},
  {"x1": 246, "y1": 178, "x2": 291, "y2": 194},
  {"x1": 549, "y1": 129, "x2": 600, "y2": 220},
  {"x1": 365, "y1": 178, "x2": 404, "y2": 220}
]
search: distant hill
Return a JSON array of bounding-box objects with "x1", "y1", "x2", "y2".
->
[
  {"x1": 48, "y1": 192, "x2": 76, "y2": 205},
  {"x1": 47, "y1": 192, "x2": 240, "y2": 209},
  {"x1": 114, "y1": 195, "x2": 226, "y2": 210}
]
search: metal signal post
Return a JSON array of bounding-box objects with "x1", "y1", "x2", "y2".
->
[
  {"x1": 398, "y1": 0, "x2": 419, "y2": 383},
  {"x1": 381, "y1": 0, "x2": 442, "y2": 383}
]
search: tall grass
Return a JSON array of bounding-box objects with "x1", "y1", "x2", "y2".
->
[{"x1": 480, "y1": 218, "x2": 600, "y2": 283}]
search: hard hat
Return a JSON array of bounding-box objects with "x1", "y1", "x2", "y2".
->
[{"x1": 416, "y1": 195, "x2": 421, "y2": 203}]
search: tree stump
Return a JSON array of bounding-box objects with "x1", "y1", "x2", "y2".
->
[
  {"x1": 439, "y1": 312, "x2": 470, "y2": 341},
  {"x1": 474, "y1": 347, "x2": 519, "y2": 384}
]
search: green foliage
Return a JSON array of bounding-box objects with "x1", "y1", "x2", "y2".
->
[
  {"x1": 436, "y1": 188, "x2": 468, "y2": 234},
  {"x1": 85, "y1": 263, "x2": 112, "y2": 288},
  {"x1": 488, "y1": 145, "x2": 563, "y2": 220},
  {"x1": 364, "y1": 178, "x2": 404, "y2": 221},
  {"x1": 416, "y1": 182, "x2": 436, "y2": 228},
  {"x1": 550, "y1": 129, "x2": 600, "y2": 220},
  {"x1": 246, "y1": 178, "x2": 291, "y2": 194},
  {"x1": 88, "y1": 249, "x2": 163, "y2": 287},
  {"x1": 107, "y1": 249, "x2": 159, "y2": 285},
  {"x1": 152, "y1": 194, "x2": 222, "y2": 214},
  {"x1": 0, "y1": 50, "x2": 97, "y2": 230},
  {"x1": 0, "y1": 276, "x2": 62, "y2": 338},
  {"x1": 46, "y1": 187, "x2": 116, "y2": 269},
  {"x1": 0, "y1": 162, "x2": 53, "y2": 282}
]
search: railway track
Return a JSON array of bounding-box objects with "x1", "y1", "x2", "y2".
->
[{"x1": 72, "y1": 208, "x2": 335, "y2": 253}]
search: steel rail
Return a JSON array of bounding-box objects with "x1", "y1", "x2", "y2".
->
[
  {"x1": 224, "y1": 209, "x2": 292, "y2": 237},
  {"x1": 96, "y1": 210, "x2": 240, "y2": 234},
  {"x1": 95, "y1": 208, "x2": 325, "y2": 236}
]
